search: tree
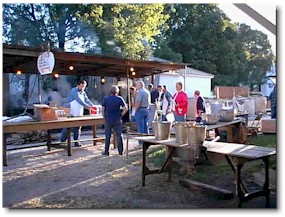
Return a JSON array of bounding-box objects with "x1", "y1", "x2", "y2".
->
[
  {"x1": 154, "y1": 4, "x2": 274, "y2": 89},
  {"x1": 237, "y1": 24, "x2": 275, "y2": 90},
  {"x1": 86, "y1": 4, "x2": 169, "y2": 59},
  {"x1": 2, "y1": 4, "x2": 102, "y2": 50}
]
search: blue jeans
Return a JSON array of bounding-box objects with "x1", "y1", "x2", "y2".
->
[
  {"x1": 271, "y1": 106, "x2": 276, "y2": 119},
  {"x1": 131, "y1": 115, "x2": 136, "y2": 122},
  {"x1": 174, "y1": 113, "x2": 185, "y2": 122},
  {"x1": 135, "y1": 108, "x2": 149, "y2": 134},
  {"x1": 61, "y1": 127, "x2": 81, "y2": 143},
  {"x1": 135, "y1": 108, "x2": 149, "y2": 145},
  {"x1": 104, "y1": 120, "x2": 123, "y2": 155},
  {"x1": 162, "y1": 115, "x2": 167, "y2": 121}
]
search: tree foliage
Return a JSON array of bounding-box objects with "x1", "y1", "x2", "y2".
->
[
  {"x1": 2, "y1": 4, "x2": 102, "y2": 50},
  {"x1": 84, "y1": 4, "x2": 169, "y2": 59},
  {"x1": 153, "y1": 4, "x2": 274, "y2": 89}
]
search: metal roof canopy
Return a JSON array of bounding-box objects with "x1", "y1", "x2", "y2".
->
[{"x1": 3, "y1": 44, "x2": 188, "y2": 78}]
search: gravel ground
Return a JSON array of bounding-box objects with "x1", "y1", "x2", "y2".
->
[{"x1": 2, "y1": 130, "x2": 276, "y2": 209}]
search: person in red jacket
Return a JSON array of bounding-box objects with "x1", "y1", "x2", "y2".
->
[{"x1": 171, "y1": 82, "x2": 188, "y2": 122}]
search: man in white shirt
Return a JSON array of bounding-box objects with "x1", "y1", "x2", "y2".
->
[{"x1": 60, "y1": 80, "x2": 94, "y2": 147}]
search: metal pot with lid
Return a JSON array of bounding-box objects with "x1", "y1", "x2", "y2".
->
[
  {"x1": 218, "y1": 109, "x2": 234, "y2": 122},
  {"x1": 203, "y1": 114, "x2": 220, "y2": 125}
]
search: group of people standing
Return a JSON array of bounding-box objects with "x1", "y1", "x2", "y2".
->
[{"x1": 61, "y1": 79, "x2": 205, "y2": 156}]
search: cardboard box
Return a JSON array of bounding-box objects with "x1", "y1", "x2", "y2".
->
[
  {"x1": 34, "y1": 107, "x2": 58, "y2": 121},
  {"x1": 261, "y1": 118, "x2": 276, "y2": 133}
]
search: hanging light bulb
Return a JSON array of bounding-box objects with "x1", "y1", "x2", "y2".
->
[
  {"x1": 69, "y1": 65, "x2": 74, "y2": 70},
  {"x1": 130, "y1": 67, "x2": 134, "y2": 72},
  {"x1": 16, "y1": 70, "x2": 22, "y2": 75},
  {"x1": 101, "y1": 77, "x2": 106, "y2": 84},
  {"x1": 54, "y1": 73, "x2": 59, "y2": 78},
  {"x1": 132, "y1": 71, "x2": 136, "y2": 76}
]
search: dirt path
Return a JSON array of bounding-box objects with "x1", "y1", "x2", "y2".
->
[{"x1": 2, "y1": 135, "x2": 276, "y2": 208}]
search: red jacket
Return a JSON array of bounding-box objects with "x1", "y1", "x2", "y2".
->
[{"x1": 172, "y1": 91, "x2": 188, "y2": 115}]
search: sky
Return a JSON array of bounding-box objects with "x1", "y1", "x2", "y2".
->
[{"x1": 218, "y1": 3, "x2": 276, "y2": 56}]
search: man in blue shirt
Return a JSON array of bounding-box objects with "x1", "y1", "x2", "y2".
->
[
  {"x1": 60, "y1": 80, "x2": 94, "y2": 147},
  {"x1": 269, "y1": 85, "x2": 276, "y2": 119},
  {"x1": 102, "y1": 85, "x2": 128, "y2": 156}
]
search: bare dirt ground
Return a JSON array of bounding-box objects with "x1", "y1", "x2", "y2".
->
[{"x1": 2, "y1": 131, "x2": 276, "y2": 209}]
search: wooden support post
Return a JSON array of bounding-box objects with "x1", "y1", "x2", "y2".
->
[
  {"x1": 47, "y1": 130, "x2": 52, "y2": 151},
  {"x1": 236, "y1": 163, "x2": 244, "y2": 208},
  {"x1": 179, "y1": 179, "x2": 234, "y2": 199},
  {"x1": 126, "y1": 126, "x2": 130, "y2": 159},
  {"x1": 3, "y1": 134, "x2": 7, "y2": 166},
  {"x1": 67, "y1": 128, "x2": 72, "y2": 156},
  {"x1": 142, "y1": 142, "x2": 147, "y2": 186},
  {"x1": 263, "y1": 157, "x2": 270, "y2": 208},
  {"x1": 167, "y1": 146, "x2": 173, "y2": 182},
  {"x1": 92, "y1": 126, "x2": 97, "y2": 146}
]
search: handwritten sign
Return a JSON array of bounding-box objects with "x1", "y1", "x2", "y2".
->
[{"x1": 37, "y1": 51, "x2": 55, "y2": 75}]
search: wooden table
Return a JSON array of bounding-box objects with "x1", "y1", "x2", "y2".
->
[
  {"x1": 3, "y1": 115, "x2": 104, "y2": 166},
  {"x1": 205, "y1": 141, "x2": 276, "y2": 208},
  {"x1": 135, "y1": 136, "x2": 276, "y2": 208}
]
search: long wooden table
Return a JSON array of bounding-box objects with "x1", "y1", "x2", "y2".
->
[
  {"x1": 134, "y1": 136, "x2": 276, "y2": 208},
  {"x1": 3, "y1": 115, "x2": 105, "y2": 166}
]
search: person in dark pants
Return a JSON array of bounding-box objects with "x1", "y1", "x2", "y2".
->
[
  {"x1": 61, "y1": 80, "x2": 93, "y2": 147},
  {"x1": 269, "y1": 85, "x2": 276, "y2": 119},
  {"x1": 102, "y1": 85, "x2": 128, "y2": 156},
  {"x1": 194, "y1": 90, "x2": 206, "y2": 123}
]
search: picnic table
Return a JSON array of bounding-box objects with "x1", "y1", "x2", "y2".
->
[
  {"x1": 3, "y1": 115, "x2": 105, "y2": 166},
  {"x1": 134, "y1": 136, "x2": 276, "y2": 208}
]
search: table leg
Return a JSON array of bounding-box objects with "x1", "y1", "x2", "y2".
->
[
  {"x1": 236, "y1": 163, "x2": 244, "y2": 208},
  {"x1": 47, "y1": 130, "x2": 52, "y2": 151},
  {"x1": 3, "y1": 134, "x2": 7, "y2": 166},
  {"x1": 67, "y1": 128, "x2": 72, "y2": 156},
  {"x1": 126, "y1": 127, "x2": 130, "y2": 159},
  {"x1": 167, "y1": 146, "x2": 173, "y2": 182},
  {"x1": 92, "y1": 126, "x2": 97, "y2": 146},
  {"x1": 263, "y1": 157, "x2": 270, "y2": 208},
  {"x1": 142, "y1": 142, "x2": 147, "y2": 186},
  {"x1": 225, "y1": 156, "x2": 248, "y2": 194}
]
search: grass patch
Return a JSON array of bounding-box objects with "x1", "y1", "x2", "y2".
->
[
  {"x1": 247, "y1": 134, "x2": 277, "y2": 170},
  {"x1": 147, "y1": 147, "x2": 166, "y2": 167},
  {"x1": 247, "y1": 134, "x2": 277, "y2": 148}
]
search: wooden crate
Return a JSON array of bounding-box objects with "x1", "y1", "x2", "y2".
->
[
  {"x1": 261, "y1": 118, "x2": 276, "y2": 133},
  {"x1": 215, "y1": 86, "x2": 250, "y2": 99}
]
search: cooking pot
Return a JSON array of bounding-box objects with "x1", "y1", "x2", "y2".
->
[
  {"x1": 218, "y1": 109, "x2": 234, "y2": 122},
  {"x1": 153, "y1": 121, "x2": 171, "y2": 140},
  {"x1": 204, "y1": 114, "x2": 220, "y2": 125}
]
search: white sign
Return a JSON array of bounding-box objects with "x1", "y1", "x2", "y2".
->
[{"x1": 37, "y1": 51, "x2": 55, "y2": 75}]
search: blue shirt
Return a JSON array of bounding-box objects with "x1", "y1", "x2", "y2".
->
[
  {"x1": 66, "y1": 87, "x2": 93, "y2": 107},
  {"x1": 102, "y1": 95, "x2": 127, "y2": 122}
]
